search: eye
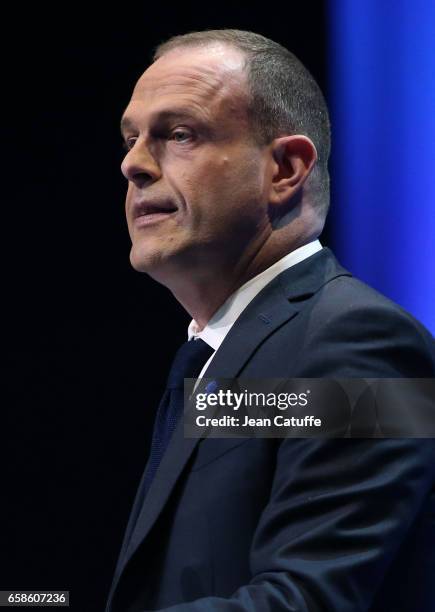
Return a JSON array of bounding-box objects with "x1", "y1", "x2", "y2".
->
[
  {"x1": 122, "y1": 137, "x2": 137, "y2": 152},
  {"x1": 170, "y1": 128, "x2": 193, "y2": 143}
]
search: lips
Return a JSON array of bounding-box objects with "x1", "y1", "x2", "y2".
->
[
  {"x1": 131, "y1": 200, "x2": 178, "y2": 228},
  {"x1": 133, "y1": 200, "x2": 178, "y2": 219}
]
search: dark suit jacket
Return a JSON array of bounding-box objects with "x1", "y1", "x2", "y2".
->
[{"x1": 106, "y1": 248, "x2": 435, "y2": 612}]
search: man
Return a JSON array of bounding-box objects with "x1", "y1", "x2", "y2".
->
[{"x1": 107, "y1": 30, "x2": 435, "y2": 611}]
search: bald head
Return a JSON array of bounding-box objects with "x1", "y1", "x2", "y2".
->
[{"x1": 129, "y1": 43, "x2": 252, "y2": 139}]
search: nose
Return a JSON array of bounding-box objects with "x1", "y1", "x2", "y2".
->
[{"x1": 121, "y1": 139, "x2": 162, "y2": 186}]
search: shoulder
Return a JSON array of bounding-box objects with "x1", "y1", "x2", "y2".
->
[{"x1": 291, "y1": 267, "x2": 435, "y2": 377}]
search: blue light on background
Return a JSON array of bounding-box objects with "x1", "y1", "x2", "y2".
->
[{"x1": 327, "y1": 0, "x2": 435, "y2": 333}]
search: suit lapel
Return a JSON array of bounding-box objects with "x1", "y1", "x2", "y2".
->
[
  {"x1": 113, "y1": 248, "x2": 352, "y2": 588},
  {"x1": 119, "y1": 282, "x2": 297, "y2": 564}
]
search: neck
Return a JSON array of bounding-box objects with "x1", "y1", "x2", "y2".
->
[{"x1": 152, "y1": 225, "x2": 319, "y2": 330}]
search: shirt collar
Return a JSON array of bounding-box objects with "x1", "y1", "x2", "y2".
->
[{"x1": 188, "y1": 240, "x2": 323, "y2": 350}]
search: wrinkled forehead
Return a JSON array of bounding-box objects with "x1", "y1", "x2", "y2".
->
[{"x1": 130, "y1": 45, "x2": 249, "y2": 114}]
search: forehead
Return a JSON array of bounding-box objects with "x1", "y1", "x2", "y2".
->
[{"x1": 123, "y1": 44, "x2": 250, "y2": 125}]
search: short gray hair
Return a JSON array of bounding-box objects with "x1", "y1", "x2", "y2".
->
[{"x1": 153, "y1": 29, "x2": 331, "y2": 218}]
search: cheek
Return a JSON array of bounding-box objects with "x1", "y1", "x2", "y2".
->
[
  {"x1": 198, "y1": 153, "x2": 261, "y2": 195},
  {"x1": 166, "y1": 148, "x2": 266, "y2": 220},
  {"x1": 215, "y1": 155, "x2": 265, "y2": 207}
]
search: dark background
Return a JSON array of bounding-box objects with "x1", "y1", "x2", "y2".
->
[{"x1": 3, "y1": 4, "x2": 328, "y2": 610}]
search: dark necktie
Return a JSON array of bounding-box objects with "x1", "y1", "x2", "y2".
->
[{"x1": 140, "y1": 338, "x2": 214, "y2": 501}]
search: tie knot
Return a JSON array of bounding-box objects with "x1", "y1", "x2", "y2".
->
[{"x1": 166, "y1": 338, "x2": 214, "y2": 389}]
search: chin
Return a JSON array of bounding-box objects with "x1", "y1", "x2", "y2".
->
[
  {"x1": 129, "y1": 247, "x2": 153, "y2": 273},
  {"x1": 129, "y1": 245, "x2": 172, "y2": 276}
]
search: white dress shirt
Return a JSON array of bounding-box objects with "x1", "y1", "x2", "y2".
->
[{"x1": 188, "y1": 240, "x2": 323, "y2": 379}]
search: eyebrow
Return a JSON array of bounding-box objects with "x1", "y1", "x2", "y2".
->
[
  {"x1": 120, "y1": 109, "x2": 204, "y2": 136},
  {"x1": 120, "y1": 115, "x2": 136, "y2": 135}
]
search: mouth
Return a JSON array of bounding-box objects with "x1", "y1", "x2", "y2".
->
[{"x1": 132, "y1": 201, "x2": 178, "y2": 227}]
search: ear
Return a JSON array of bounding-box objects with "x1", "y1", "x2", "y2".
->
[{"x1": 268, "y1": 135, "x2": 318, "y2": 207}]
